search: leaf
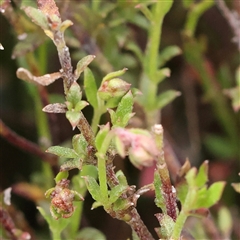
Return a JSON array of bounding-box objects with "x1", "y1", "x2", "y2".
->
[
  {"x1": 95, "y1": 123, "x2": 110, "y2": 151},
  {"x1": 66, "y1": 82, "x2": 82, "y2": 107},
  {"x1": 83, "y1": 176, "x2": 103, "y2": 203},
  {"x1": 203, "y1": 181, "x2": 226, "y2": 208},
  {"x1": 54, "y1": 171, "x2": 69, "y2": 183},
  {"x1": 60, "y1": 20, "x2": 73, "y2": 33},
  {"x1": 72, "y1": 134, "x2": 88, "y2": 158},
  {"x1": 42, "y1": 103, "x2": 67, "y2": 113},
  {"x1": 22, "y1": 6, "x2": 49, "y2": 30},
  {"x1": 155, "y1": 213, "x2": 175, "y2": 239},
  {"x1": 154, "y1": 68, "x2": 171, "y2": 84},
  {"x1": 16, "y1": 68, "x2": 61, "y2": 86},
  {"x1": 60, "y1": 158, "x2": 83, "y2": 171},
  {"x1": 37, "y1": 206, "x2": 70, "y2": 236},
  {"x1": 156, "y1": 90, "x2": 181, "y2": 110},
  {"x1": 46, "y1": 146, "x2": 79, "y2": 158},
  {"x1": 109, "y1": 91, "x2": 134, "y2": 127},
  {"x1": 193, "y1": 182, "x2": 226, "y2": 209},
  {"x1": 109, "y1": 185, "x2": 127, "y2": 204},
  {"x1": 84, "y1": 68, "x2": 98, "y2": 109},
  {"x1": 75, "y1": 55, "x2": 96, "y2": 80},
  {"x1": 66, "y1": 111, "x2": 81, "y2": 130},
  {"x1": 158, "y1": 45, "x2": 182, "y2": 68},
  {"x1": 154, "y1": 171, "x2": 166, "y2": 212},
  {"x1": 195, "y1": 160, "x2": 208, "y2": 187},
  {"x1": 37, "y1": 0, "x2": 60, "y2": 17},
  {"x1": 125, "y1": 41, "x2": 143, "y2": 63},
  {"x1": 103, "y1": 68, "x2": 128, "y2": 82},
  {"x1": 76, "y1": 227, "x2": 106, "y2": 240}
]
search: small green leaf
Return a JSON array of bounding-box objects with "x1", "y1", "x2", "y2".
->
[
  {"x1": 74, "y1": 100, "x2": 89, "y2": 112},
  {"x1": 202, "y1": 181, "x2": 226, "y2": 208},
  {"x1": 195, "y1": 160, "x2": 208, "y2": 187},
  {"x1": 125, "y1": 41, "x2": 143, "y2": 63},
  {"x1": 83, "y1": 176, "x2": 103, "y2": 203},
  {"x1": 158, "y1": 45, "x2": 182, "y2": 68},
  {"x1": 185, "y1": 168, "x2": 197, "y2": 187},
  {"x1": 37, "y1": 206, "x2": 70, "y2": 238},
  {"x1": 176, "y1": 180, "x2": 188, "y2": 205},
  {"x1": 110, "y1": 91, "x2": 134, "y2": 127},
  {"x1": 154, "y1": 68, "x2": 171, "y2": 84},
  {"x1": 55, "y1": 171, "x2": 69, "y2": 183},
  {"x1": 95, "y1": 123, "x2": 110, "y2": 151},
  {"x1": 76, "y1": 227, "x2": 106, "y2": 240},
  {"x1": 182, "y1": 0, "x2": 194, "y2": 8},
  {"x1": 72, "y1": 134, "x2": 88, "y2": 158},
  {"x1": 193, "y1": 182, "x2": 226, "y2": 209},
  {"x1": 84, "y1": 68, "x2": 98, "y2": 109},
  {"x1": 60, "y1": 158, "x2": 83, "y2": 171},
  {"x1": 109, "y1": 185, "x2": 127, "y2": 204},
  {"x1": 46, "y1": 146, "x2": 79, "y2": 158},
  {"x1": 155, "y1": 213, "x2": 175, "y2": 239},
  {"x1": 156, "y1": 90, "x2": 181, "y2": 110},
  {"x1": 66, "y1": 82, "x2": 82, "y2": 108},
  {"x1": 116, "y1": 170, "x2": 128, "y2": 187},
  {"x1": 75, "y1": 55, "x2": 96, "y2": 80},
  {"x1": 103, "y1": 68, "x2": 128, "y2": 82},
  {"x1": 154, "y1": 171, "x2": 166, "y2": 212},
  {"x1": 60, "y1": 19, "x2": 73, "y2": 33},
  {"x1": 23, "y1": 7, "x2": 49, "y2": 30},
  {"x1": 66, "y1": 111, "x2": 81, "y2": 130}
]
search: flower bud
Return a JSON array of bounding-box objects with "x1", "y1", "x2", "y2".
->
[
  {"x1": 113, "y1": 128, "x2": 159, "y2": 170},
  {"x1": 98, "y1": 78, "x2": 131, "y2": 101}
]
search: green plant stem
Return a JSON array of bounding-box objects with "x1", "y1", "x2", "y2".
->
[
  {"x1": 184, "y1": 0, "x2": 214, "y2": 37},
  {"x1": 91, "y1": 109, "x2": 103, "y2": 135},
  {"x1": 171, "y1": 189, "x2": 194, "y2": 239}
]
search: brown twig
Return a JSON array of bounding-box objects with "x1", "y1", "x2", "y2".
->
[
  {"x1": 215, "y1": 0, "x2": 240, "y2": 51},
  {"x1": 0, "y1": 119, "x2": 57, "y2": 166}
]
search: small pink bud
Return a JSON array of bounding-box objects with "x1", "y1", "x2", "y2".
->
[{"x1": 98, "y1": 78, "x2": 131, "y2": 101}]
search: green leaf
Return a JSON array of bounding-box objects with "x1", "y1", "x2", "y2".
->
[
  {"x1": 193, "y1": 182, "x2": 226, "y2": 209},
  {"x1": 75, "y1": 55, "x2": 96, "y2": 80},
  {"x1": 154, "y1": 171, "x2": 166, "y2": 212},
  {"x1": 84, "y1": 68, "x2": 98, "y2": 109},
  {"x1": 109, "y1": 185, "x2": 127, "y2": 204},
  {"x1": 202, "y1": 181, "x2": 225, "y2": 208},
  {"x1": 195, "y1": 160, "x2": 208, "y2": 187},
  {"x1": 46, "y1": 146, "x2": 78, "y2": 158},
  {"x1": 72, "y1": 134, "x2": 88, "y2": 158},
  {"x1": 55, "y1": 171, "x2": 69, "y2": 183},
  {"x1": 60, "y1": 20, "x2": 73, "y2": 33},
  {"x1": 155, "y1": 213, "x2": 175, "y2": 239},
  {"x1": 185, "y1": 168, "x2": 197, "y2": 187},
  {"x1": 116, "y1": 170, "x2": 128, "y2": 187},
  {"x1": 76, "y1": 227, "x2": 106, "y2": 240},
  {"x1": 158, "y1": 45, "x2": 182, "y2": 68},
  {"x1": 60, "y1": 158, "x2": 83, "y2": 171},
  {"x1": 103, "y1": 68, "x2": 128, "y2": 82},
  {"x1": 154, "y1": 68, "x2": 171, "y2": 84},
  {"x1": 83, "y1": 176, "x2": 103, "y2": 203},
  {"x1": 156, "y1": 90, "x2": 181, "y2": 110},
  {"x1": 66, "y1": 82, "x2": 82, "y2": 108},
  {"x1": 66, "y1": 111, "x2": 81, "y2": 130},
  {"x1": 176, "y1": 180, "x2": 188, "y2": 205},
  {"x1": 110, "y1": 91, "x2": 134, "y2": 127},
  {"x1": 37, "y1": 206, "x2": 70, "y2": 239},
  {"x1": 125, "y1": 41, "x2": 143, "y2": 64},
  {"x1": 23, "y1": 6, "x2": 49, "y2": 30},
  {"x1": 95, "y1": 123, "x2": 110, "y2": 151}
]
